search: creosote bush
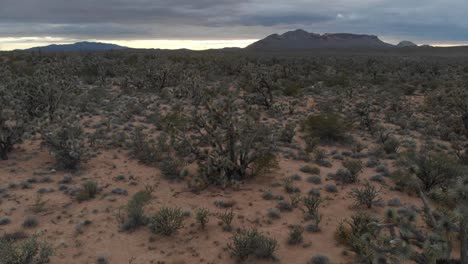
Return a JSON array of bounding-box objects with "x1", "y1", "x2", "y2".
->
[
  {"x1": 404, "y1": 151, "x2": 461, "y2": 191},
  {"x1": 119, "y1": 187, "x2": 153, "y2": 231},
  {"x1": 148, "y1": 207, "x2": 185, "y2": 236},
  {"x1": 228, "y1": 229, "x2": 278, "y2": 262},
  {"x1": 302, "y1": 113, "x2": 348, "y2": 144},
  {"x1": 0, "y1": 234, "x2": 53, "y2": 264},
  {"x1": 42, "y1": 121, "x2": 89, "y2": 171}
]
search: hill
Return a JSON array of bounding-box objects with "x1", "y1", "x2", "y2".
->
[
  {"x1": 246, "y1": 29, "x2": 395, "y2": 51},
  {"x1": 24, "y1": 41, "x2": 129, "y2": 52}
]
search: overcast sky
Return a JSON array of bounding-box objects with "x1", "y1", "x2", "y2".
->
[{"x1": 1, "y1": 0, "x2": 467, "y2": 50}]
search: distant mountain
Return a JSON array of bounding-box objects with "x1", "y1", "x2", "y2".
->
[
  {"x1": 24, "y1": 41, "x2": 129, "y2": 52},
  {"x1": 246, "y1": 29, "x2": 395, "y2": 51},
  {"x1": 397, "y1": 41, "x2": 418, "y2": 47}
]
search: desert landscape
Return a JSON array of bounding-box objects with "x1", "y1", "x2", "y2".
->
[{"x1": 1, "y1": 34, "x2": 468, "y2": 264}]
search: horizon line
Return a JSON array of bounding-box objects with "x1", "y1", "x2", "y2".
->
[{"x1": 1, "y1": 38, "x2": 468, "y2": 51}]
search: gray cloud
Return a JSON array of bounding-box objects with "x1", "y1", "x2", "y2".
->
[{"x1": 0, "y1": 0, "x2": 467, "y2": 44}]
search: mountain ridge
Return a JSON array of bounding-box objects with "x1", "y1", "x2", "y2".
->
[
  {"x1": 247, "y1": 29, "x2": 396, "y2": 51},
  {"x1": 23, "y1": 41, "x2": 129, "y2": 52}
]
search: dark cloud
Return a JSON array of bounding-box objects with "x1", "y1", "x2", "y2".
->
[{"x1": 0, "y1": 0, "x2": 467, "y2": 44}]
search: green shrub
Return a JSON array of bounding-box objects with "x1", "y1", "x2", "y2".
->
[
  {"x1": 288, "y1": 225, "x2": 304, "y2": 245},
  {"x1": 303, "y1": 195, "x2": 323, "y2": 218},
  {"x1": 300, "y1": 165, "x2": 320, "y2": 175},
  {"x1": 217, "y1": 209, "x2": 234, "y2": 232},
  {"x1": 279, "y1": 123, "x2": 296, "y2": 143},
  {"x1": 332, "y1": 168, "x2": 358, "y2": 184},
  {"x1": 310, "y1": 255, "x2": 330, "y2": 264},
  {"x1": 302, "y1": 113, "x2": 348, "y2": 143},
  {"x1": 128, "y1": 128, "x2": 160, "y2": 165},
  {"x1": 228, "y1": 229, "x2": 278, "y2": 261},
  {"x1": 159, "y1": 157, "x2": 187, "y2": 181},
  {"x1": 406, "y1": 151, "x2": 461, "y2": 191},
  {"x1": 343, "y1": 160, "x2": 363, "y2": 177},
  {"x1": 148, "y1": 207, "x2": 185, "y2": 236},
  {"x1": 0, "y1": 111, "x2": 25, "y2": 160},
  {"x1": 22, "y1": 216, "x2": 39, "y2": 228},
  {"x1": 382, "y1": 137, "x2": 400, "y2": 154},
  {"x1": 195, "y1": 208, "x2": 210, "y2": 230},
  {"x1": 350, "y1": 182, "x2": 382, "y2": 209},
  {"x1": 0, "y1": 234, "x2": 53, "y2": 264},
  {"x1": 76, "y1": 181, "x2": 99, "y2": 202},
  {"x1": 42, "y1": 122, "x2": 88, "y2": 171},
  {"x1": 120, "y1": 187, "x2": 152, "y2": 231}
]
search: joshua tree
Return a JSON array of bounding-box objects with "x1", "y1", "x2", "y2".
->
[{"x1": 175, "y1": 91, "x2": 278, "y2": 186}]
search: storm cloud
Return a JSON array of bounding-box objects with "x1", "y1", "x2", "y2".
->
[{"x1": 0, "y1": 0, "x2": 467, "y2": 45}]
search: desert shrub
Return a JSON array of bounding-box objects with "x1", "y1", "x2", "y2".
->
[
  {"x1": 301, "y1": 113, "x2": 348, "y2": 143},
  {"x1": 303, "y1": 195, "x2": 323, "y2": 217},
  {"x1": 0, "y1": 109, "x2": 25, "y2": 160},
  {"x1": 214, "y1": 199, "x2": 236, "y2": 208},
  {"x1": 22, "y1": 216, "x2": 39, "y2": 228},
  {"x1": 262, "y1": 190, "x2": 283, "y2": 201},
  {"x1": 350, "y1": 182, "x2": 382, "y2": 209},
  {"x1": 335, "y1": 212, "x2": 377, "y2": 261},
  {"x1": 370, "y1": 174, "x2": 385, "y2": 183},
  {"x1": 251, "y1": 152, "x2": 280, "y2": 178},
  {"x1": 159, "y1": 157, "x2": 187, "y2": 181},
  {"x1": 217, "y1": 209, "x2": 234, "y2": 231},
  {"x1": 0, "y1": 217, "x2": 11, "y2": 226},
  {"x1": 343, "y1": 159, "x2": 363, "y2": 177},
  {"x1": 148, "y1": 207, "x2": 185, "y2": 236},
  {"x1": 325, "y1": 184, "x2": 338, "y2": 193},
  {"x1": 382, "y1": 137, "x2": 400, "y2": 154},
  {"x1": 307, "y1": 176, "x2": 322, "y2": 184},
  {"x1": 42, "y1": 122, "x2": 89, "y2": 171},
  {"x1": 276, "y1": 201, "x2": 293, "y2": 212},
  {"x1": 228, "y1": 229, "x2": 278, "y2": 261},
  {"x1": 300, "y1": 165, "x2": 320, "y2": 174},
  {"x1": 331, "y1": 168, "x2": 357, "y2": 184},
  {"x1": 310, "y1": 255, "x2": 330, "y2": 264},
  {"x1": 288, "y1": 225, "x2": 304, "y2": 245},
  {"x1": 267, "y1": 208, "x2": 281, "y2": 219},
  {"x1": 279, "y1": 122, "x2": 296, "y2": 143},
  {"x1": 0, "y1": 234, "x2": 53, "y2": 264},
  {"x1": 177, "y1": 95, "x2": 278, "y2": 186},
  {"x1": 119, "y1": 187, "x2": 152, "y2": 231},
  {"x1": 404, "y1": 151, "x2": 461, "y2": 191},
  {"x1": 76, "y1": 181, "x2": 99, "y2": 202},
  {"x1": 283, "y1": 177, "x2": 300, "y2": 193},
  {"x1": 128, "y1": 128, "x2": 160, "y2": 165},
  {"x1": 195, "y1": 208, "x2": 210, "y2": 230}
]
